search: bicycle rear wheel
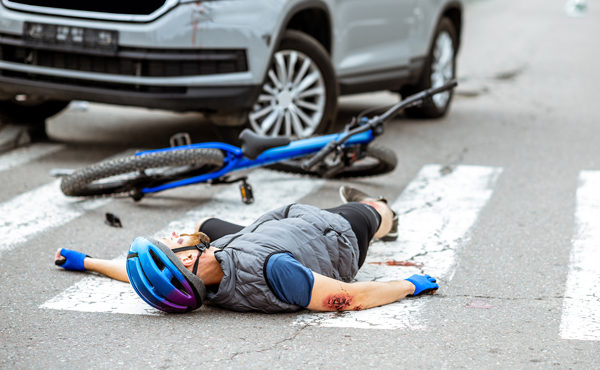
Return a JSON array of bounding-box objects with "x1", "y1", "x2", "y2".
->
[
  {"x1": 266, "y1": 144, "x2": 396, "y2": 178},
  {"x1": 61, "y1": 148, "x2": 225, "y2": 197}
]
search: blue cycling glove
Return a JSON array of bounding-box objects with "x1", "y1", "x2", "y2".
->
[
  {"x1": 55, "y1": 248, "x2": 89, "y2": 272},
  {"x1": 405, "y1": 274, "x2": 438, "y2": 296}
]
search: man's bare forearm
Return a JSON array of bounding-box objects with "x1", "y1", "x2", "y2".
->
[
  {"x1": 351, "y1": 280, "x2": 416, "y2": 310},
  {"x1": 307, "y1": 273, "x2": 418, "y2": 311},
  {"x1": 84, "y1": 258, "x2": 129, "y2": 283}
]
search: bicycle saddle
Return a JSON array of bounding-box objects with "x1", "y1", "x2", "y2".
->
[{"x1": 239, "y1": 129, "x2": 291, "y2": 160}]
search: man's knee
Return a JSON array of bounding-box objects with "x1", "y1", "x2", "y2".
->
[{"x1": 196, "y1": 217, "x2": 213, "y2": 233}]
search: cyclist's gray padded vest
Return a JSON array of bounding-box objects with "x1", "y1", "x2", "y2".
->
[{"x1": 208, "y1": 203, "x2": 360, "y2": 313}]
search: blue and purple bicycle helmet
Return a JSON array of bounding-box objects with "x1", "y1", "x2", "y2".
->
[{"x1": 126, "y1": 236, "x2": 208, "y2": 313}]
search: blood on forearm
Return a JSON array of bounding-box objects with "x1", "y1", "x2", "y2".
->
[{"x1": 323, "y1": 293, "x2": 363, "y2": 311}]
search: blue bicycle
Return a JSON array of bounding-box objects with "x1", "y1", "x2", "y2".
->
[{"x1": 60, "y1": 81, "x2": 457, "y2": 203}]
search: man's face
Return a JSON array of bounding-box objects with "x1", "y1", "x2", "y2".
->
[
  {"x1": 160, "y1": 232, "x2": 200, "y2": 269},
  {"x1": 161, "y1": 231, "x2": 195, "y2": 248}
]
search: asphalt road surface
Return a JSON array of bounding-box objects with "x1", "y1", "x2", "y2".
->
[{"x1": 1, "y1": 0, "x2": 599, "y2": 368}]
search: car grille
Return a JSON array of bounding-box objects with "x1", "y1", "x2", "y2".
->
[
  {"x1": 0, "y1": 34, "x2": 248, "y2": 78},
  {"x1": 2, "y1": 0, "x2": 168, "y2": 15},
  {"x1": 1, "y1": 70, "x2": 187, "y2": 94}
]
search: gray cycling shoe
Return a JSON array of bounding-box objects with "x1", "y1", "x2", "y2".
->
[{"x1": 338, "y1": 185, "x2": 398, "y2": 241}]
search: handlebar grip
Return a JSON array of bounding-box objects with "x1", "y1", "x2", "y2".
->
[
  {"x1": 427, "y1": 80, "x2": 458, "y2": 96},
  {"x1": 301, "y1": 141, "x2": 337, "y2": 170}
]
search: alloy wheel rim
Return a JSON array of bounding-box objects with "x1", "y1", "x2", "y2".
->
[
  {"x1": 430, "y1": 31, "x2": 454, "y2": 108},
  {"x1": 249, "y1": 50, "x2": 326, "y2": 137}
]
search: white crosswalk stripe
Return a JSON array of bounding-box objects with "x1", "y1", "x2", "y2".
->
[
  {"x1": 294, "y1": 164, "x2": 503, "y2": 329},
  {"x1": 0, "y1": 179, "x2": 110, "y2": 255},
  {"x1": 0, "y1": 143, "x2": 64, "y2": 173},
  {"x1": 560, "y1": 170, "x2": 600, "y2": 341},
  {"x1": 40, "y1": 169, "x2": 325, "y2": 315}
]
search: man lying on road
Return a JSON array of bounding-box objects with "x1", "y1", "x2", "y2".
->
[{"x1": 54, "y1": 186, "x2": 439, "y2": 313}]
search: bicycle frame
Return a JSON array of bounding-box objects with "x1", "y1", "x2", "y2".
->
[{"x1": 134, "y1": 129, "x2": 376, "y2": 194}]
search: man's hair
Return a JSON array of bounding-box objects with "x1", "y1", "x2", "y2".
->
[{"x1": 178, "y1": 231, "x2": 211, "y2": 248}]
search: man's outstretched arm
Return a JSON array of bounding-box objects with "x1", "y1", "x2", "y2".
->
[
  {"x1": 306, "y1": 272, "x2": 438, "y2": 312},
  {"x1": 54, "y1": 249, "x2": 129, "y2": 283}
]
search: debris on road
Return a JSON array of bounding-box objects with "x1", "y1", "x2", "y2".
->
[
  {"x1": 104, "y1": 212, "x2": 123, "y2": 228},
  {"x1": 466, "y1": 299, "x2": 494, "y2": 309}
]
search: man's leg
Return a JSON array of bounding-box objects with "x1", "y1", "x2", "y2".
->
[
  {"x1": 339, "y1": 185, "x2": 398, "y2": 241},
  {"x1": 197, "y1": 217, "x2": 245, "y2": 241},
  {"x1": 324, "y1": 201, "x2": 385, "y2": 268},
  {"x1": 360, "y1": 200, "x2": 394, "y2": 239}
]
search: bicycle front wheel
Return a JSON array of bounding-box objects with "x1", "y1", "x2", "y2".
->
[
  {"x1": 61, "y1": 148, "x2": 225, "y2": 197},
  {"x1": 266, "y1": 144, "x2": 397, "y2": 178}
]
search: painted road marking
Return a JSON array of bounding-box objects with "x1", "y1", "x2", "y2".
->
[
  {"x1": 295, "y1": 164, "x2": 503, "y2": 330},
  {"x1": 560, "y1": 171, "x2": 600, "y2": 341},
  {"x1": 0, "y1": 143, "x2": 64, "y2": 172},
  {"x1": 41, "y1": 169, "x2": 325, "y2": 315},
  {"x1": 0, "y1": 180, "x2": 110, "y2": 255}
]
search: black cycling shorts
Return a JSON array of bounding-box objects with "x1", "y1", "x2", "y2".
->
[
  {"x1": 198, "y1": 202, "x2": 381, "y2": 268},
  {"x1": 323, "y1": 202, "x2": 381, "y2": 268}
]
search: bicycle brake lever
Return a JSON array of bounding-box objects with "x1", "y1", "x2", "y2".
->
[{"x1": 301, "y1": 141, "x2": 338, "y2": 171}]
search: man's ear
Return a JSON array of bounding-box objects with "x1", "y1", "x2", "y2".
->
[{"x1": 178, "y1": 252, "x2": 196, "y2": 268}]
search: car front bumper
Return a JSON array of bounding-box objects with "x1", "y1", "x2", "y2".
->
[{"x1": 0, "y1": 1, "x2": 281, "y2": 111}]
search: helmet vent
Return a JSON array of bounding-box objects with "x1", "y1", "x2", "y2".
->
[
  {"x1": 170, "y1": 277, "x2": 188, "y2": 296},
  {"x1": 149, "y1": 248, "x2": 165, "y2": 271}
]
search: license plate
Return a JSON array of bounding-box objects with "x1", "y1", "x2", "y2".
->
[{"x1": 23, "y1": 22, "x2": 118, "y2": 52}]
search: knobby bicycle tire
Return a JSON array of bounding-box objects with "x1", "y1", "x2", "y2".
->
[
  {"x1": 265, "y1": 144, "x2": 397, "y2": 178},
  {"x1": 61, "y1": 148, "x2": 225, "y2": 197}
]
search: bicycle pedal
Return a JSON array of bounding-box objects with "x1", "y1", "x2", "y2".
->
[
  {"x1": 239, "y1": 180, "x2": 254, "y2": 204},
  {"x1": 169, "y1": 132, "x2": 192, "y2": 147}
]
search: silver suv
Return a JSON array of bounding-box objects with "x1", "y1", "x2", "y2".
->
[{"x1": 0, "y1": 0, "x2": 462, "y2": 138}]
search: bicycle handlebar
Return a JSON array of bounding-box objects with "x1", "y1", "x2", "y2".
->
[
  {"x1": 301, "y1": 141, "x2": 338, "y2": 170},
  {"x1": 301, "y1": 80, "x2": 457, "y2": 171},
  {"x1": 378, "y1": 79, "x2": 458, "y2": 122}
]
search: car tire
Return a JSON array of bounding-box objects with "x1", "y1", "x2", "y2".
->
[
  {"x1": 248, "y1": 30, "x2": 338, "y2": 138},
  {"x1": 0, "y1": 99, "x2": 70, "y2": 124},
  {"x1": 403, "y1": 18, "x2": 457, "y2": 118}
]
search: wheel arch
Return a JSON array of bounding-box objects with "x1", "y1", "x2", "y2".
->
[
  {"x1": 267, "y1": 1, "x2": 332, "y2": 59},
  {"x1": 439, "y1": 1, "x2": 463, "y2": 51},
  {"x1": 284, "y1": 4, "x2": 332, "y2": 54},
  {"x1": 253, "y1": 1, "x2": 333, "y2": 105}
]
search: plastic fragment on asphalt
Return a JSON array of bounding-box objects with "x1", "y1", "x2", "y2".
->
[
  {"x1": 368, "y1": 260, "x2": 424, "y2": 267},
  {"x1": 466, "y1": 299, "x2": 494, "y2": 309},
  {"x1": 105, "y1": 212, "x2": 122, "y2": 228}
]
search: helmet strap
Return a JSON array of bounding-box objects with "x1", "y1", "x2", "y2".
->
[{"x1": 171, "y1": 240, "x2": 210, "y2": 276}]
